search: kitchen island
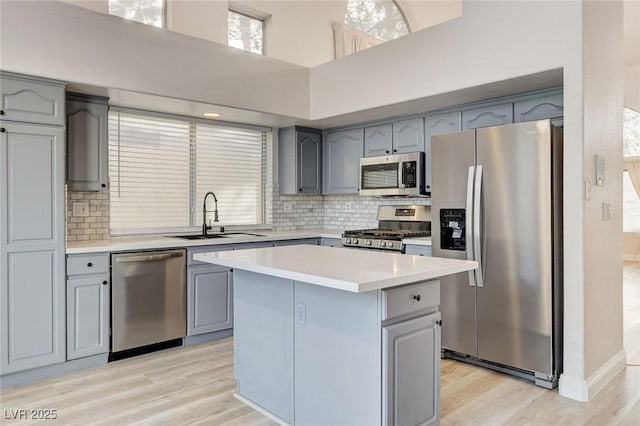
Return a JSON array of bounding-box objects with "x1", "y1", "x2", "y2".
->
[{"x1": 194, "y1": 245, "x2": 477, "y2": 426}]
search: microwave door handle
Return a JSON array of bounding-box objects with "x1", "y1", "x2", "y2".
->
[{"x1": 399, "y1": 162, "x2": 405, "y2": 188}]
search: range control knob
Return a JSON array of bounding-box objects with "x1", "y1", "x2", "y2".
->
[
  {"x1": 346, "y1": 238, "x2": 352, "y2": 244},
  {"x1": 353, "y1": 239, "x2": 359, "y2": 244},
  {"x1": 380, "y1": 241, "x2": 387, "y2": 247},
  {"x1": 388, "y1": 242, "x2": 394, "y2": 248},
  {"x1": 366, "y1": 240, "x2": 372, "y2": 246}
]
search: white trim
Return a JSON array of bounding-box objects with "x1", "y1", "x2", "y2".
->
[
  {"x1": 559, "y1": 350, "x2": 627, "y2": 401},
  {"x1": 233, "y1": 393, "x2": 290, "y2": 426}
]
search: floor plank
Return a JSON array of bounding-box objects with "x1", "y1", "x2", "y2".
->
[{"x1": 2, "y1": 337, "x2": 640, "y2": 425}]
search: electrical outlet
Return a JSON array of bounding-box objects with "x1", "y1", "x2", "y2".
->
[
  {"x1": 283, "y1": 202, "x2": 293, "y2": 213},
  {"x1": 345, "y1": 202, "x2": 352, "y2": 212},
  {"x1": 72, "y1": 202, "x2": 89, "y2": 217},
  {"x1": 602, "y1": 202, "x2": 612, "y2": 221},
  {"x1": 295, "y1": 302, "x2": 306, "y2": 326}
]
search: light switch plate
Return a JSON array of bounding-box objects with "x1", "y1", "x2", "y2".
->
[
  {"x1": 602, "y1": 202, "x2": 612, "y2": 221},
  {"x1": 72, "y1": 202, "x2": 89, "y2": 217},
  {"x1": 345, "y1": 202, "x2": 352, "y2": 212},
  {"x1": 595, "y1": 154, "x2": 605, "y2": 186}
]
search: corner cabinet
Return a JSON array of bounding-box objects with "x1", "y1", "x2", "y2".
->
[
  {"x1": 279, "y1": 126, "x2": 322, "y2": 194},
  {"x1": 0, "y1": 72, "x2": 67, "y2": 375},
  {"x1": 66, "y1": 93, "x2": 109, "y2": 191},
  {"x1": 66, "y1": 253, "x2": 110, "y2": 360},
  {"x1": 323, "y1": 129, "x2": 363, "y2": 194}
]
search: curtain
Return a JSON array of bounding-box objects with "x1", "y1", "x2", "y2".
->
[
  {"x1": 333, "y1": 23, "x2": 382, "y2": 59},
  {"x1": 626, "y1": 156, "x2": 640, "y2": 197}
]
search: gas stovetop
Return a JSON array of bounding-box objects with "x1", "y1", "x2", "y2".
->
[{"x1": 341, "y1": 229, "x2": 431, "y2": 251}]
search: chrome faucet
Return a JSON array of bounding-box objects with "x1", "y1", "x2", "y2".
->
[{"x1": 202, "y1": 191, "x2": 219, "y2": 236}]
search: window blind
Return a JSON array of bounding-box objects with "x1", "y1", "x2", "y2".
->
[{"x1": 108, "y1": 110, "x2": 269, "y2": 235}]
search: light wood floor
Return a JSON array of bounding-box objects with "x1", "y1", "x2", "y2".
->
[
  {"x1": 624, "y1": 261, "x2": 640, "y2": 365},
  {"x1": 2, "y1": 338, "x2": 640, "y2": 425}
]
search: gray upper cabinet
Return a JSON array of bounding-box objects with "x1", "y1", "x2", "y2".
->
[
  {"x1": 324, "y1": 128, "x2": 364, "y2": 194},
  {"x1": 425, "y1": 110, "x2": 462, "y2": 193},
  {"x1": 66, "y1": 93, "x2": 109, "y2": 191},
  {"x1": 66, "y1": 253, "x2": 110, "y2": 360},
  {"x1": 364, "y1": 124, "x2": 392, "y2": 157},
  {"x1": 462, "y1": 102, "x2": 513, "y2": 130},
  {"x1": 279, "y1": 126, "x2": 322, "y2": 194},
  {"x1": 0, "y1": 72, "x2": 65, "y2": 126},
  {"x1": 393, "y1": 117, "x2": 425, "y2": 154},
  {"x1": 514, "y1": 90, "x2": 563, "y2": 123},
  {"x1": 1, "y1": 73, "x2": 66, "y2": 376}
]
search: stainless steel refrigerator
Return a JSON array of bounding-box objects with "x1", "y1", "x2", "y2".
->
[{"x1": 431, "y1": 119, "x2": 562, "y2": 388}]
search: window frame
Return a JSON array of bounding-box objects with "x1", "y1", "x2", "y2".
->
[{"x1": 108, "y1": 107, "x2": 272, "y2": 237}]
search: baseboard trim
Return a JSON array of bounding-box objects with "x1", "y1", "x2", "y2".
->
[
  {"x1": 234, "y1": 392, "x2": 290, "y2": 426},
  {"x1": 183, "y1": 329, "x2": 233, "y2": 346},
  {"x1": 559, "y1": 349, "x2": 627, "y2": 401}
]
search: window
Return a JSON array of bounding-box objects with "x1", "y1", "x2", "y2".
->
[
  {"x1": 228, "y1": 10, "x2": 264, "y2": 54},
  {"x1": 344, "y1": 0, "x2": 409, "y2": 42},
  {"x1": 108, "y1": 110, "x2": 270, "y2": 235},
  {"x1": 108, "y1": 0, "x2": 164, "y2": 28},
  {"x1": 624, "y1": 107, "x2": 640, "y2": 233}
]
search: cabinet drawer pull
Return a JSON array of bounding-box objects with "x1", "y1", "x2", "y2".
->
[
  {"x1": 102, "y1": 280, "x2": 108, "y2": 285},
  {"x1": 101, "y1": 183, "x2": 106, "y2": 188},
  {"x1": 0, "y1": 110, "x2": 4, "y2": 115},
  {"x1": 0, "y1": 128, "x2": 5, "y2": 133},
  {"x1": 87, "y1": 262, "x2": 93, "y2": 267},
  {"x1": 412, "y1": 294, "x2": 421, "y2": 302}
]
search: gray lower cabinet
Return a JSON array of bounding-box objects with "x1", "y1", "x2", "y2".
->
[
  {"x1": 323, "y1": 128, "x2": 363, "y2": 194},
  {"x1": 66, "y1": 93, "x2": 109, "y2": 191},
  {"x1": 364, "y1": 124, "x2": 392, "y2": 157},
  {"x1": 1, "y1": 73, "x2": 66, "y2": 376},
  {"x1": 273, "y1": 238, "x2": 319, "y2": 247},
  {"x1": 382, "y1": 312, "x2": 441, "y2": 426},
  {"x1": 462, "y1": 102, "x2": 513, "y2": 130},
  {"x1": 66, "y1": 253, "x2": 110, "y2": 360},
  {"x1": 187, "y1": 265, "x2": 233, "y2": 336},
  {"x1": 405, "y1": 244, "x2": 432, "y2": 256},
  {"x1": 278, "y1": 126, "x2": 322, "y2": 194},
  {"x1": 320, "y1": 237, "x2": 341, "y2": 247}
]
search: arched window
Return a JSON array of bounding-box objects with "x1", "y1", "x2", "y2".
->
[{"x1": 344, "y1": 0, "x2": 409, "y2": 41}]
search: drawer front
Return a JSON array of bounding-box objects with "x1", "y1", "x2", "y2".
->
[
  {"x1": 273, "y1": 238, "x2": 320, "y2": 247},
  {"x1": 234, "y1": 241, "x2": 275, "y2": 251},
  {"x1": 188, "y1": 244, "x2": 236, "y2": 266},
  {"x1": 67, "y1": 253, "x2": 110, "y2": 276},
  {"x1": 404, "y1": 245, "x2": 432, "y2": 256},
  {"x1": 383, "y1": 280, "x2": 440, "y2": 321}
]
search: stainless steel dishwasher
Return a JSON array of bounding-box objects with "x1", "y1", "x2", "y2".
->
[{"x1": 111, "y1": 249, "x2": 186, "y2": 353}]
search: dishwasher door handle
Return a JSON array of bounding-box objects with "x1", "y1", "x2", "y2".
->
[{"x1": 115, "y1": 252, "x2": 184, "y2": 263}]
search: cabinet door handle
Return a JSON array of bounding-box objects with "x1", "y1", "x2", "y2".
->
[
  {"x1": 0, "y1": 128, "x2": 5, "y2": 133},
  {"x1": 299, "y1": 188, "x2": 302, "y2": 192},
  {"x1": 0, "y1": 110, "x2": 4, "y2": 115},
  {"x1": 101, "y1": 183, "x2": 106, "y2": 188},
  {"x1": 393, "y1": 149, "x2": 397, "y2": 153},
  {"x1": 412, "y1": 294, "x2": 421, "y2": 302},
  {"x1": 102, "y1": 280, "x2": 108, "y2": 285},
  {"x1": 385, "y1": 150, "x2": 390, "y2": 154},
  {"x1": 87, "y1": 262, "x2": 93, "y2": 267}
]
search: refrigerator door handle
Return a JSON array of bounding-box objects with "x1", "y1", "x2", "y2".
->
[
  {"x1": 466, "y1": 166, "x2": 476, "y2": 287},
  {"x1": 474, "y1": 165, "x2": 484, "y2": 288}
]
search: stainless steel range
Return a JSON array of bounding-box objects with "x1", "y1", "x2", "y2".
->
[{"x1": 341, "y1": 205, "x2": 431, "y2": 252}]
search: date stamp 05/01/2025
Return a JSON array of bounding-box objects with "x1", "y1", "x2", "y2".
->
[{"x1": 3, "y1": 409, "x2": 58, "y2": 421}]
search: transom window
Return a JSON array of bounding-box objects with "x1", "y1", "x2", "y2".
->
[
  {"x1": 108, "y1": 0, "x2": 164, "y2": 28},
  {"x1": 228, "y1": 10, "x2": 264, "y2": 54},
  {"x1": 345, "y1": 0, "x2": 409, "y2": 42},
  {"x1": 108, "y1": 110, "x2": 270, "y2": 235}
]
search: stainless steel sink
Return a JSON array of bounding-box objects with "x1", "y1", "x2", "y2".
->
[
  {"x1": 169, "y1": 234, "x2": 229, "y2": 240},
  {"x1": 168, "y1": 232, "x2": 266, "y2": 240}
]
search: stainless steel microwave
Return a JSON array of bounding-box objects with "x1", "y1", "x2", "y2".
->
[{"x1": 359, "y1": 152, "x2": 427, "y2": 196}]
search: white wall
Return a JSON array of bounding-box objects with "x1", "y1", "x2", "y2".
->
[
  {"x1": 624, "y1": 234, "x2": 640, "y2": 261},
  {"x1": 399, "y1": 0, "x2": 462, "y2": 33},
  {"x1": 0, "y1": 0, "x2": 311, "y2": 118}
]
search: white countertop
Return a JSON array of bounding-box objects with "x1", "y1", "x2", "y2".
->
[
  {"x1": 65, "y1": 230, "x2": 343, "y2": 254},
  {"x1": 194, "y1": 245, "x2": 477, "y2": 293}
]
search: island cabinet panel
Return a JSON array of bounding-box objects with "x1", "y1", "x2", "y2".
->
[
  {"x1": 233, "y1": 270, "x2": 294, "y2": 424},
  {"x1": 323, "y1": 128, "x2": 363, "y2": 194},
  {"x1": 294, "y1": 282, "x2": 381, "y2": 426},
  {"x1": 364, "y1": 124, "x2": 392, "y2": 157},
  {"x1": 383, "y1": 312, "x2": 441, "y2": 426}
]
